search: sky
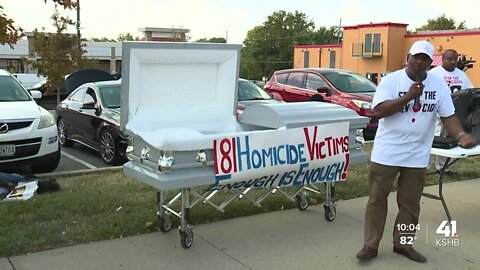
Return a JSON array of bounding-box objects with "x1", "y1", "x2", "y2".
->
[{"x1": 2, "y1": 0, "x2": 479, "y2": 44}]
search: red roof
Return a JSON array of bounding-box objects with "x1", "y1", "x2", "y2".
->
[
  {"x1": 405, "y1": 54, "x2": 462, "y2": 66},
  {"x1": 294, "y1": 44, "x2": 342, "y2": 49},
  {"x1": 343, "y1": 22, "x2": 409, "y2": 30}
]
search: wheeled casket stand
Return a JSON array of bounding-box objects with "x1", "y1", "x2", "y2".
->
[{"x1": 121, "y1": 42, "x2": 369, "y2": 248}]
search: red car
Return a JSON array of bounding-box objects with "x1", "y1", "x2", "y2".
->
[{"x1": 264, "y1": 68, "x2": 377, "y2": 141}]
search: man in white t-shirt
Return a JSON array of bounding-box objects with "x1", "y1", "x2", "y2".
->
[
  {"x1": 356, "y1": 41, "x2": 476, "y2": 263},
  {"x1": 430, "y1": 49, "x2": 474, "y2": 172}
]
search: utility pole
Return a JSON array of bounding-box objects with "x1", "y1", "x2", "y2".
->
[
  {"x1": 337, "y1": 18, "x2": 342, "y2": 44},
  {"x1": 76, "y1": 0, "x2": 81, "y2": 49},
  {"x1": 264, "y1": 23, "x2": 267, "y2": 83}
]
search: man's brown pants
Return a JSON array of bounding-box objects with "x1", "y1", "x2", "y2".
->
[{"x1": 364, "y1": 162, "x2": 426, "y2": 249}]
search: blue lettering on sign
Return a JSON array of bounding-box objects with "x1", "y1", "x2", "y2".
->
[
  {"x1": 214, "y1": 174, "x2": 232, "y2": 185},
  {"x1": 251, "y1": 149, "x2": 262, "y2": 169},
  {"x1": 234, "y1": 137, "x2": 308, "y2": 172},
  {"x1": 277, "y1": 145, "x2": 286, "y2": 164},
  {"x1": 293, "y1": 163, "x2": 309, "y2": 186},
  {"x1": 210, "y1": 173, "x2": 280, "y2": 191},
  {"x1": 236, "y1": 135, "x2": 251, "y2": 171},
  {"x1": 212, "y1": 161, "x2": 347, "y2": 191}
]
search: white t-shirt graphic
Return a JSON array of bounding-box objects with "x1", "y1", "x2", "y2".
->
[
  {"x1": 371, "y1": 69, "x2": 455, "y2": 168},
  {"x1": 429, "y1": 66, "x2": 473, "y2": 92}
]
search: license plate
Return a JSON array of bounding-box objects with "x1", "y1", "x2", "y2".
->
[{"x1": 0, "y1": 145, "x2": 15, "y2": 157}]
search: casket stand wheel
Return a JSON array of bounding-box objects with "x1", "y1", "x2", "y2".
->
[
  {"x1": 180, "y1": 227, "x2": 194, "y2": 249},
  {"x1": 179, "y1": 188, "x2": 194, "y2": 249},
  {"x1": 158, "y1": 214, "x2": 172, "y2": 232},
  {"x1": 323, "y1": 182, "x2": 336, "y2": 222},
  {"x1": 324, "y1": 204, "x2": 336, "y2": 222},
  {"x1": 295, "y1": 192, "x2": 309, "y2": 211}
]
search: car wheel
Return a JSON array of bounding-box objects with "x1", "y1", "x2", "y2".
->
[
  {"x1": 58, "y1": 118, "x2": 74, "y2": 147},
  {"x1": 31, "y1": 147, "x2": 61, "y2": 173},
  {"x1": 99, "y1": 129, "x2": 122, "y2": 165}
]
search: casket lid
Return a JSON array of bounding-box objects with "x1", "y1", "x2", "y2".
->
[
  {"x1": 120, "y1": 42, "x2": 242, "y2": 131},
  {"x1": 238, "y1": 102, "x2": 369, "y2": 129}
]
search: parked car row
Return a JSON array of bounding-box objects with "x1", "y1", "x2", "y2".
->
[
  {"x1": 55, "y1": 76, "x2": 280, "y2": 166},
  {"x1": 264, "y1": 68, "x2": 378, "y2": 140},
  {"x1": 1, "y1": 67, "x2": 376, "y2": 173}
]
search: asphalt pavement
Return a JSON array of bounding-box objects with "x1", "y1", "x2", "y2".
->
[{"x1": 2, "y1": 178, "x2": 479, "y2": 270}]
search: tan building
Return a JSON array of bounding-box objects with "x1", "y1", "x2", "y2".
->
[
  {"x1": 139, "y1": 27, "x2": 190, "y2": 42},
  {"x1": 294, "y1": 22, "x2": 480, "y2": 86}
]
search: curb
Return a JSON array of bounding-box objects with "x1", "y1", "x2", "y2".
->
[{"x1": 35, "y1": 166, "x2": 123, "y2": 178}]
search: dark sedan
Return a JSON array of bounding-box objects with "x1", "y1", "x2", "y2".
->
[{"x1": 55, "y1": 80, "x2": 127, "y2": 165}]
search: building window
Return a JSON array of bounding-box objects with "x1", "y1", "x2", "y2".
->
[
  {"x1": 364, "y1": 34, "x2": 372, "y2": 53},
  {"x1": 329, "y1": 51, "x2": 336, "y2": 68},
  {"x1": 373, "y1": 34, "x2": 381, "y2": 53},
  {"x1": 303, "y1": 51, "x2": 310, "y2": 68}
]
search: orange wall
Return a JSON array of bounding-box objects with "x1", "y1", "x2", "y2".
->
[
  {"x1": 385, "y1": 27, "x2": 408, "y2": 72},
  {"x1": 341, "y1": 29, "x2": 359, "y2": 72},
  {"x1": 294, "y1": 24, "x2": 480, "y2": 86},
  {"x1": 293, "y1": 46, "x2": 342, "y2": 69},
  {"x1": 405, "y1": 33, "x2": 480, "y2": 86},
  {"x1": 342, "y1": 25, "x2": 408, "y2": 83}
]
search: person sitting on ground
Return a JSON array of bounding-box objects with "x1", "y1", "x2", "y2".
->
[{"x1": 0, "y1": 172, "x2": 22, "y2": 197}]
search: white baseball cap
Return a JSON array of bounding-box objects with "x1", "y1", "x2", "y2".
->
[{"x1": 408, "y1": 40, "x2": 434, "y2": 60}]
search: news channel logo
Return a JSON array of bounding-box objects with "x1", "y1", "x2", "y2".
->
[{"x1": 435, "y1": 220, "x2": 460, "y2": 247}]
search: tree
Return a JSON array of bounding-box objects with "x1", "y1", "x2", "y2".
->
[
  {"x1": 416, "y1": 14, "x2": 466, "y2": 32},
  {"x1": 195, "y1": 37, "x2": 227, "y2": 43},
  {"x1": 240, "y1": 10, "x2": 337, "y2": 80},
  {"x1": 117, "y1": 33, "x2": 140, "y2": 42},
  {"x1": 31, "y1": 8, "x2": 95, "y2": 101},
  {"x1": 90, "y1": 37, "x2": 116, "y2": 42},
  {"x1": 0, "y1": 1, "x2": 75, "y2": 47},
  {"x1": 0, "y1": 5, "x2": 23, "y2": 48}
]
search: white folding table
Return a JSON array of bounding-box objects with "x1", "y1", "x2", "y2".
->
[{"x1": 426, "y1": 145, "x2": 480, "y2": 222}]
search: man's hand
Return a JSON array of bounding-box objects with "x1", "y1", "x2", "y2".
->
[
  {"x1": 458, "y1": 133, "x2": 477, "y2": 148},
  {"x1": 405, "y1": 82, "x2": 424, "y2": 100}
]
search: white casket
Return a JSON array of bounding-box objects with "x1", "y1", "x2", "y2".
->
[
  {"x1": 120, "y1": 42, "x2": 368, "y2": 191},
  {"x1": 120, "y1": 42, "x2": 369, "y2": 248}
]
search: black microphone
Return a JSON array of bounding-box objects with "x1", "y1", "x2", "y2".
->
[{"x1": 413, "y1": 74, "x2": 423, "y2": 112}]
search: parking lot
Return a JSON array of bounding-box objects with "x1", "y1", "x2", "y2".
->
[
  {"x1": 6, "y1": 143, "x2": 118, "y2": 175},
  {"x1": 56, "y1": 144, "x2": 117, "y2": 172}
]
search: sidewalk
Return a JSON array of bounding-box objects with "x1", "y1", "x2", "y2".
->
[{"x1": 2, "y1": 179, "x2": 479, "y2": 270}]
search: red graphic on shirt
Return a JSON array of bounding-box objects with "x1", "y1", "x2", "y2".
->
[{"x1": 443, "y1": 76, "x2": 463, "y2": 87}]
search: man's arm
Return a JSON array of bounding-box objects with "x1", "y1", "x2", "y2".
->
[
  {"x1": 441, "y1": 115, "x2": 477, "y2": 148},
  {"x1": 373, "y1": 82, "x2": 423, "y2": 118}
]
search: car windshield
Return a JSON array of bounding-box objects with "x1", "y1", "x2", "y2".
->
[
  {"x1": 99, "y1": 85, "x2": 121, "y2": 108},
  {"x1": 323, "y1": 72, "x2": 377, "y2": 93},
  {"x1": 238, "y1": 80, "x2": 273, "y2": 101},
  {"x1": 0, "y1": 76, "x2": 31, "y2": 102}
]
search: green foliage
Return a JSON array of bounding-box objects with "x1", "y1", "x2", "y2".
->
[
  {"x1": 0, "y1": 5, "x2": 23, "y2": 48},
  {"x1": 0, "y1": 1, "x2": 75, "y2": 47},
  {"x1": 31, "y1": 8, "x2": 95, "y2": 95},
  {"x1": 240, "y1": 10, "x2": 338, "y2": 80},
  {"x1": 1, "y1": 145, "x2": 480, "y2": 257},
  {"x1": 195, "y1": 37, "x2": 227, "y2": 43},
  {"x1": 90, "y1": 37, "x2": 116, "y2": 42},
  {"x1": 416, "y1": 14, "x2": 466, "y2": 32},
  {"x1": 117, "y1": 33, "x2": 140, "y2": 42}
]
